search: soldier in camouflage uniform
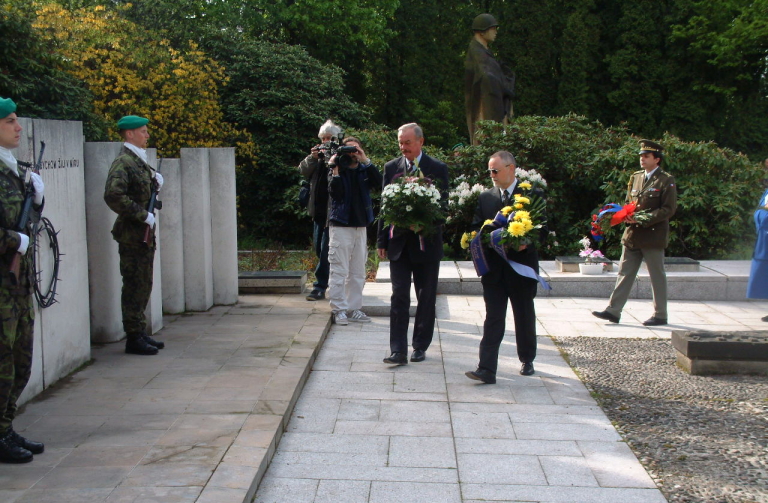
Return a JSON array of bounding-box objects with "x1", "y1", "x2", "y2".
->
[
  {"x1": 0, "y1": 98, "x2": 46, "y2": 463},
  {"x1": 104, "y1": 115, "x2": 165, "y2": 355}
]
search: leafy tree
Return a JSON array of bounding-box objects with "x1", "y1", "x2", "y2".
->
[
  {"x1": 201, "y1": 33, "x2": 372, "y2": 243},
  {"x1": 0, "y1": 1, "x2": 107, "y2": 139},
  {"x1": 33, "y1": 2, "x2": 246, "y2": 157}
]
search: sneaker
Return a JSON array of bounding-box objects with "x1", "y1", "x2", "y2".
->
[
  {"x1": 348, "y1": 310, "x2": 371, "y2": 323},
  {"x1": 306, "y1": 290, "x2": 325, "y2": 301},
  {"x1": 333, "y1": 311, "x2": 348, "y2": 325}
]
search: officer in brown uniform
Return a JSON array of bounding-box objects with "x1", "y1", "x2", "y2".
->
[
  {"x1": 104, "y1": 115, "x2": 165, "y2": 355},
  {"x1": 593, "y1": 139, "x2": 677, "y2": 326},
  {"x1": 0, "y1": 98, "x2": 46, "y2": 463}
]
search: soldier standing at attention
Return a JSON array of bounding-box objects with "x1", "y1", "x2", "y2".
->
[
  {"x1": 592, "y1": 140, "x2": 677, "y2": 326},
  {"x1": 104, "y1": 115, "x2": 165, "y2": 355},
  {"x1": 0, "y1": 97, "x2": 46, "y2": 463}
]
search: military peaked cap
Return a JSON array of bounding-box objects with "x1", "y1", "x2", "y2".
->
[
  {"x1": 0, "y1": 98, "x2": 17, "y2": 118},
  {"x1": 638, "y1": 139, "x2": 663, "y2": 155},
  {"x1": 117, "y1": 115, "x2": 149, "y2": 130}
]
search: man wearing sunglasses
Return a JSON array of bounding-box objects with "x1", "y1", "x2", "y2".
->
[{"x1": 466, "y1": 151, "x2": 545, "y2": 383}]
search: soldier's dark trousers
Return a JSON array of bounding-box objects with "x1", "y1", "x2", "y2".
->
[
  {"x1": 0, "y1": 289, "x2": 34, "y2": 433},
  {"x1": 118, "y1": 243, "x2": 155, "y2": 334}
]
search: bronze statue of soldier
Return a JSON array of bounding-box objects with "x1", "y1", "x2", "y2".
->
[{"x1": 464, "y1": 13, "x2": 516, "y2": 145}]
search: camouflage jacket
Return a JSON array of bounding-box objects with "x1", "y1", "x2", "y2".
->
[
  {"x1": 622, "y1": 168, "x2": 677, "y2": 249},
  {"x1": 104, "y1": 146, "x2": 157, "y2": 247},
  {"x1": 0, "y1": 160, "x2": 41, "y2": 290}
]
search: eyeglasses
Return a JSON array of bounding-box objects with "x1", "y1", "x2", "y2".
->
[{"x1": 487, "y1": 164, "x2": 513, "y2": 175}]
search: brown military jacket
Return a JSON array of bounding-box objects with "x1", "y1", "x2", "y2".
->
[
  {"x1": 0, "y1": 160, "x2": 40, "y2": 290},
  {"x1": 104, "y1": 146, "x2": 156, "y2": 247},
  {"x1": 622, "y1": 168, "x2": 677, "y2": 249}
]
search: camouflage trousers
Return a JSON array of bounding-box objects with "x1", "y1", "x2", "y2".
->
[
  {"x1": 118, "y1": 243, "x2": 154, "y2": 335},
  {"x1": 0, "y1": 288, "x2": 34, "y2": 433}
]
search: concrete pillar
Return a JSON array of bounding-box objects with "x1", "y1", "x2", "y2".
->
[
  {"x1": 208, "y1": 148, "x2": 238, "y2": 305},
  {"x1": 84, "y1": 142, "x2": 163, "y2": 342},
  {"x1": 159, "y1": 158, "x2": 185, "y2": 313},
  {"x1": 181, "y1": 148, "x2": 214, "y2": 311},
  {"x1": 145, "y1": 149, "x2": 163, "y2": 334},
  {"x1": 15, "y1": 118, "x2": 90, "y2": 404}
]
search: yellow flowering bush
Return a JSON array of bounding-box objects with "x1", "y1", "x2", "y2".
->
[{"x1": 32, "y1": 2, "x2": 252, "y2": 158}]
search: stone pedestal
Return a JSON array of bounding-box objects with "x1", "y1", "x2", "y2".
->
[
  {"x1": 239, "y1": 271, "x2": 308, "y2": 294},
  {"x1": 181, "y1": 148, "x2": 214, "y2": 311},
  {"x1": 672, "y1": 330, "x2": 768, "y2": 375},
  {"x1": 159, "y1": 158, "x2": 185, "y2": 314},
  {"x1": 555, "y1": 256, "x2": 613, "y2": 272},
  {"x1": 209, "y1": 148, "x2": 238, "y2": 305}
]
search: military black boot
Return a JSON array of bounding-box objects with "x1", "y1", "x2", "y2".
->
[
  {"x1": 0, "y1": 430, "x2": 33, "y2": 463},
  {"x1": 8, "y1": 428, "x2": 44, "y2": 454},
  {"x1": 142, "y1": 333, "x2": 165, "y2": 349},
  {"x1": 125, "y1": 333, "x2": 159, "y2": 355}
]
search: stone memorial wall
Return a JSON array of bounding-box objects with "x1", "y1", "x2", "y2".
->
[
  {"x1": 9, "y1": 119, "x2": 239, "y2": 406},
  {"x1": 14, "y1": 119, "x2": 91, "y2": 404}
]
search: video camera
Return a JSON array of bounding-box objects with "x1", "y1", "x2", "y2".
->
[{"x1": 315, "y1": 138, "x2": 358, "y2": 173}]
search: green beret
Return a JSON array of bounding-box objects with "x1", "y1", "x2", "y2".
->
[
  {"x1": 0, "y1": 98, "x2": 17, "y2": 119},
  {"x1": 117, "y1": 115, "x2": 149, "y2": 130}
]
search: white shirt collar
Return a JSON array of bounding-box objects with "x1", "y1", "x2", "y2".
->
[
  {"x1": 0, "y1": 147, "x2": 18, "y2": 176},
  {"x1": 645, "y1": 167, "x2": 659, "y2": 179},
  {"x1": 501, "y1": 179, "x2": 518, "y2": 197},
  {"x1": 124, "y1": 142, "x2": 148, "y2": 164}
]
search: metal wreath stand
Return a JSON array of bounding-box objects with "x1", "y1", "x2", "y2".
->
[{"x1": 32, "y1": 216, "x2": 61, "y2": 308}]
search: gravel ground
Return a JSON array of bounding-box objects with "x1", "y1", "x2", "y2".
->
[{"x1": 553, "y1": 337, "x2": 768, "y2": 503}]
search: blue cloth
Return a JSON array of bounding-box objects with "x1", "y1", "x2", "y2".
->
[{"x1": 747, "y1": 189, "x2": 768, "y2": 299}]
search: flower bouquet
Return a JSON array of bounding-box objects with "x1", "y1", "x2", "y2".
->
[
  {"x1": 462, "y1": 182, "x2": 550, "y2": 289},
  {"x1": 590, "y1": 201, "x2": 651, "y2": 240},
  {"x1": 380, "y1": 173, "x2": 444, "y2": 237},
  {"x1": 462, "y1": 181, "x2": 547, "y2": 251}
]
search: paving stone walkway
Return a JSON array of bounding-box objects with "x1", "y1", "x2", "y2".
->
[
  {"x1": 253, "y1": 294, "x2": 685, "y2": 503},
  {"x1": 2, "y1": 289, "x2": 765, "y2": 502}
]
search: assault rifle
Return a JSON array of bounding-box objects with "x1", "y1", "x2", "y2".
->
[
  {"x1": 9, "y1": 141, "x2": 45, "y2": 286},
  {"x1": 142, "y1": 158, "x2": 163, "y2": 246}
]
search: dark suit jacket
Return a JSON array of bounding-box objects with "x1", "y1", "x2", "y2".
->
[
  {"x1": 471, "y1": 184, "x2": 544, "y2": 285},
  {"x1": 377, "y1": 153, "x2": 449, "y2": 263}
]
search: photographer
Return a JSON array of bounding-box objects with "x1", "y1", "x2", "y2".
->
[
  {"x1": 327, "y1": 137, "x2": 382, "y2": 325},
  {"x1": 299, "y1": 120, "x2": 341, "y2": 301}
]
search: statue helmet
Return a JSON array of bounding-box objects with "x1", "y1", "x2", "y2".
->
[{"x1": 472, "y1": 13, "x2": 499, "y2": 32}]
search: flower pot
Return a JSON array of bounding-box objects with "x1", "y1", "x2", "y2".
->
[{"x1": 579, "y1": 263, "x2": 604, "y2": 275}]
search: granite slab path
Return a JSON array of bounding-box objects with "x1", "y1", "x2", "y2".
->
[{"x1": 2, "y1": 288, "x2": 765, "y2": 502}]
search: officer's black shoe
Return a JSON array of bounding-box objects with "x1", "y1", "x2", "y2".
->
[
  {"x1": 642, "y1": 316, "x2": 668, "y2": 327},
  {"x1": 0, "y1": 431, "x2": 33, "y2": 463},
  {"x1": 592, "y1": 310, "x2": 620, "y2": 323},
  {"x1": 125, "y1": 334, "x2": 159, "y2": 355},
  {"x1": 142, "y1": 333, "x2": 165, "y2": 349},
  {"x1": 8, "y1": 429, "x2": 44, "y2": 455}
]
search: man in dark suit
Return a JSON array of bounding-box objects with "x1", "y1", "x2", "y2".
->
[
  {"x1": 466, "y1": 151, "x2": 543, "y2": 383},
  {"x1": 377, "y1": 123, "x2": 449, "y2": 365}
]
